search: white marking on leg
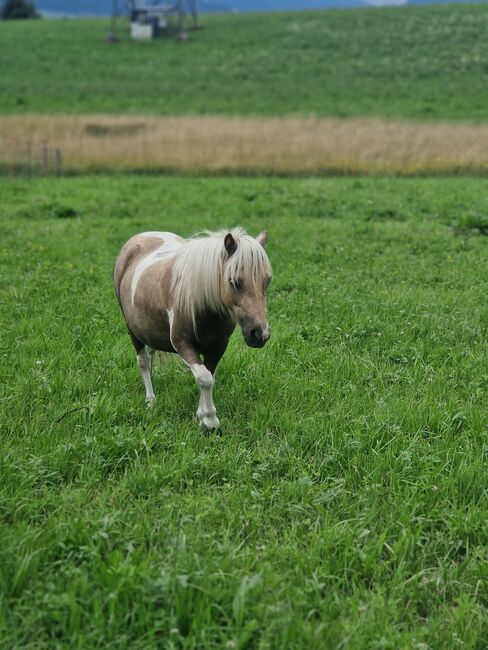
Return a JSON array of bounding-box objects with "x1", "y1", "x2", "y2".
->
[
  {"x1": 131, "y1": 235, "x2": 181, "y2": 305},
  {"x1": 167, "y1": 308, "x2": 174, "y2": 348},
  {"x1": 137, "y1": 346, "x2": 155, "y2": 404},
  {"x1": 189, "y1": 363, "x2": 220, "y2": 429}
]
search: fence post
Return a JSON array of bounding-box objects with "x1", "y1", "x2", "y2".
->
[{"x1": 42, "y1": 142, "x2": 49, "y2": 175}]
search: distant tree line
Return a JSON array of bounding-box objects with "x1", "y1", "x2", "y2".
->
[{"x1": 1, "y1": 0, "x2": 40, "y2": 19}]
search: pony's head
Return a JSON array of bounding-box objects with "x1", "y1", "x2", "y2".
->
[
  {"x1": 171, "y1": 228, "x2": 272, "y2": 345},
  {"x1": 221, "y1": 229, "x2": 272, "y2": 348}
]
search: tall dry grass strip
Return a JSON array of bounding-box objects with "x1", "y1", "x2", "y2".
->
[{"x1": 2, "y1": 114, "x2": 488, "y2": 175}]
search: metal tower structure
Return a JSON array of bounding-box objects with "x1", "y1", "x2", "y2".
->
[{"x1": 126, "y1": 0, "x2": 199, "y2": 37}]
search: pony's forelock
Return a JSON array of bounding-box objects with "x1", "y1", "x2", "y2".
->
[{"x1": 171, "y1": 228, "x2": 271, "y2": 328}]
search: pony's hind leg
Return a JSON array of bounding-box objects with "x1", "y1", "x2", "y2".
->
[
  {"x1": 129, "y1": 331, "x2": 155, "y2": 404},
  {"x1": 137, "y1": 346, "x2": 155, "y2": 405}
]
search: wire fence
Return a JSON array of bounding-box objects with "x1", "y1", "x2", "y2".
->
[{"x1": 0, "y1": 140, "x2": 63, "y2": 177}]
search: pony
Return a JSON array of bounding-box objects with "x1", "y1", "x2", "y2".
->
[{"x1": 114, "y1": 228, "x2": 272, "y2": 429}]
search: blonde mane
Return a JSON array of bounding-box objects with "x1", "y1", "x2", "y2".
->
[{"x1": 171, "y1": 228, "x2": 271, "y2": 327}]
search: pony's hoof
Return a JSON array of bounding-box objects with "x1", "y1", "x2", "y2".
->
[
  {"x1": 199, "y1": 414, "x2": 220, "y2": 430},
  {"x1": 146, "y1": 397, "x2": 155, "y2": 408}
]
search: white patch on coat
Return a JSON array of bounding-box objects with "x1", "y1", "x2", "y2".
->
[
  {"x1": 140, "y1": 231, "x2": 173, "y2": 240},
  {"x1": 131, "y1": 233, "x2": 181, "y2": 305}
]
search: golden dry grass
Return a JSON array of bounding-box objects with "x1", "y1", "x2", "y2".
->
[{"x1": 2, "y1": 114, "x2": 488, "y2": 175}]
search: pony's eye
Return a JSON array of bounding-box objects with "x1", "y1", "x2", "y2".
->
[
  {"x1": 230, "y1": 278, "x2": 242, "y2": 292},
  {"x1": 265, "y1": 276, "x2": 272, "y2": 288}
]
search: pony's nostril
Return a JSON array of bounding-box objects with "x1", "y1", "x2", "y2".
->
[{"x1": 244, "y1": 326, "x2": 268, "y2": 348}]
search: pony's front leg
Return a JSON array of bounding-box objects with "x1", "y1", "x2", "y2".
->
[
  {"x1": 194, "y1": 365, "x2": 220, "y2": 430},
  {"x1": 178, "y1": 345, "x2": 220, "y2": 429}
]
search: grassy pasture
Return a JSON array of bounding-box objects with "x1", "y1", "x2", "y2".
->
[
  {"x1": 1, "y1": 175, "x2": 488, "y2": 647},
  {"x1": 1, "y1": 5, "x2": 488, "y2": 120}
]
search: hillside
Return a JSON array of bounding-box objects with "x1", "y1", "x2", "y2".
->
[
  {"x1": 1, "y1": 4, "x2": 488, "y2": 119},
  {"x1": 36, "y1": 0, "x2": 368, "y2": 15},
  {"x1": 34, "y1": 0, "x2": 481, "y2": 16}
]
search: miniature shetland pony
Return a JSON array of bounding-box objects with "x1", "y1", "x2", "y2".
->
[{"x1": 114, "y1": 228, "x2": 272, "y2": 429}]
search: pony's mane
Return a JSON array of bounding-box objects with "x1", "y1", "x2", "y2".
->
[{"x1": 171, "y1": 227, "x2": 271, "y2": 327}]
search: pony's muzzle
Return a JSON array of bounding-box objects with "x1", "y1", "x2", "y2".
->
[{"x1": 244, "y1": 324, "x2": 271, "y2": 348}]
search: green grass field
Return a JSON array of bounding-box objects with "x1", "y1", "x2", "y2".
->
[
  {"x1": 1, "y1": 4, "x2": 488, "y2": 119},
  {"x1": 1, "y1": 175, "x2": 488, "y2": 648}
]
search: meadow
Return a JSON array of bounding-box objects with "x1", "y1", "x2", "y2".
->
[
  {"x1": 3, "y1": 4, "x2": 488, "y2": 176},
  {"x1": 1, "y1": 175, "x2": 488, "y2": 648},
  {"x1": 1, "y1": 4, "x2": 488, "y2": 120}
]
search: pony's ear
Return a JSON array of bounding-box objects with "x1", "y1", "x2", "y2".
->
[
  {"x1": 256, "y1": 230, "x2": 268, "y2": 248},
  {"x1": 224, "y1": 233, "x2": 238, "y2": 256}
]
